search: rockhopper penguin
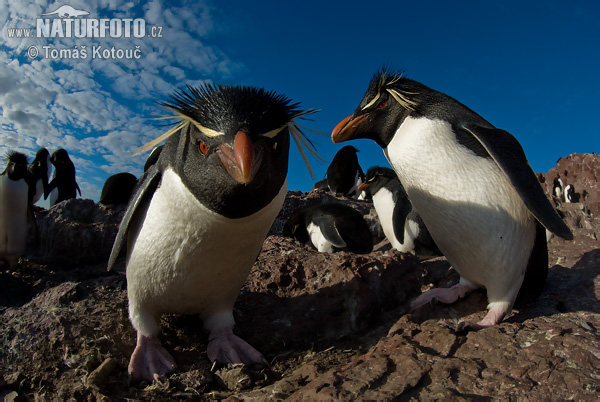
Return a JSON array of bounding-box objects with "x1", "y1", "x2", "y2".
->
[
  {"x1": 360, "y1": 166, "x2": 440, "y2": 258},
  {"x1": 325, "y1": 145, "x2": 364, "y2": 197},
  {"x1": 108, "y1": 83, "x2": 317, "y2": 383},
  {"x1": 26, "y1": 147, "x2": 52, "y2": 205},
  {"x1": 283, "y1": 203, "x2": 373, "y2": 254},
  {"x1": 0, "y1": 151, "x2": 31, "y2": 267},
  {"x1": 46, "y1": 149, "x2": 81, "y2": 206},
  {"x1": 332, "y1": 69, "x2": 573, "y2": 330}
]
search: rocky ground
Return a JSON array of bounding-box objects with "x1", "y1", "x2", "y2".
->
[{"x1": 1, "y1": 153, "x2": 599, "y2": 400}]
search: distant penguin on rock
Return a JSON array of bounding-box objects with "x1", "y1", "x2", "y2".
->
[
  {"x1": 46, "y1": 149, "x2": 81, "y2": 206},
  {"x1": 332, "y1": 68, "x2": 573, "y2": 330},
  {"x1": 0, "y1": 151, "x2": 31, "y2": 267},
  {"x1": 359, "y1": 166, "x2": 440, "y2": 258},
  {"x1": 564, "y1": 184, "x2": 576, "y2": 203},
  {"x1": 325, "y1": 145, "x2": 364, "y2": 197},
  {"x1": 26, "y1": 148, "x2": 52, "y2": 205},
  {"x1": 99, "y1": 173, "x2": 138, "y2": 208},
  {"x1": 283, "y1": 203, "x2": 373, "y2": 254}
]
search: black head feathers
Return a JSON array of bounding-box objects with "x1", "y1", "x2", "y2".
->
[{"x1": 5, "y1": 150, "x2": 29, "y2": 166}]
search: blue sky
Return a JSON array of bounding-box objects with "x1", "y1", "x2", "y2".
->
[{"x1": 1, "y1": 0, "x2": 598, "y2": 205}]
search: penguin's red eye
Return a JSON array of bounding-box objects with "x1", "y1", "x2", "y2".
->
[
  {"x1": 199, "y1": 142, "x2": 209, "y2": 155},
  {"x1": 379, "y1": 102, "x2": 387, "y2": 109}
]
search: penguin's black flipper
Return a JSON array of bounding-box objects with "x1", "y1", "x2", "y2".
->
[
  {"x1": 45, "y1": 178, "x2": 57, "y2": 200},
  {"x1": 42, "y1": 174, "x2": 50, "y2": 199},
  {"x1": 76, "y1": 182, "x2": 82, "y2": 197},
  {"x1": 313, "y1": 214, "x2": 347, "y2": 248},
  {"x1": 391, "y1": 197, "x2": 412, "y2": 245},
  {"x1": 107, "y1": 165, "x2": 161, "y2": 271},
  {"x1": 463, "y1": 124, "x2": 573, "y2": 240}
]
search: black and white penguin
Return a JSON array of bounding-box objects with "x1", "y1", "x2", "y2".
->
[
  {"x1": 332, "y1": 69, "x2": 573, "y2": 330},
  {"x1": 26, "y1": 147, "x2": 52, "y2": 205},
  {"x1": 564, "y1": 184, "x2": 576, "y2": 203},
  {"x1": 46, "y1": 149, "x2": 81, "y2": 206},
  {"x1": 99, "y1": 172, "x2": 138, "y2": 208},
  {"x1": 0, "y1": 151, "x2": 31, "y2": 266},
  {"x1": 311, "y1": 178, "x2": 329, "y2": 191},
  {"x1": 552, "y1": 176, "x2": 564, "y2": 206},
  {"x1": 325, "y1": 145, "x2": 364, "y2": 197},
  {"x1": 108, "y1": 83, "x2": 317, "y2": 383},
  {"x1": 359, "y1": 166, "x2": 440, "y2": 258},
  {"x1": 283, "y1": 203, "x2": 373, "y2": 254}
]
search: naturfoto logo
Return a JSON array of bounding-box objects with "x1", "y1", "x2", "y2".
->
[{"x1": 36, "y1": 5, "x2": 148, "y2": 38}]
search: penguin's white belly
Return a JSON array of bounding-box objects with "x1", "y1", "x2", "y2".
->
[
  {"x1": 307, "y1": 222, "x2": 341, "y2": 253},
  {"x1": 126, "y1": 168, "x2": 287, "y2": 322},
  {"x1": 0, "y1": 176, "x2": 29, "y2": 258},
  {"x1": 32, "y1": 179, "x2": 44, "y2": 204},
  {"x1": 385, "y1": 117, "x2": 535, "y2": 300},
  {"x1": 49, "y1": 187, "x2": 58, "y2": 206},
  {"x1": 372, "y1": 188, "x2": 416, "y2": 252}
]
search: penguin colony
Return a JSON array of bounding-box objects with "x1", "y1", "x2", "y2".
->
[
  {"x1": 4, "y1": 70, "x2": 574, "y2": 384},
  {"x1": 0, "y1": 148, "x2": 81, "y2": 267}
]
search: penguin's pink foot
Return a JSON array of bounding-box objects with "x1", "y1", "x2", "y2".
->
[
  {"x1": 456, "y1": 301, "x2": 510, "y2": 332},
  {"x1": 410, "y1": 283, "x2": 474, "y2": 311},
  {"x1": 128, "y1": 332, "x2": 176, "y2": 383},
  {"x1": 207, "y1": 327, "x2": 267, "y2": 367}
]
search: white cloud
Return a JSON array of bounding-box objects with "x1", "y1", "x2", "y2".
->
[{"x1": 0, "y1": 0, "x2": 240, "y2": 202}]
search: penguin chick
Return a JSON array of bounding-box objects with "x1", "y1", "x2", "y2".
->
[
  {"x1": 326, "y1": 145, "x2": 364, "y2": 197},
  {"x1": 108, "y1": 83, "x2": 312, "y2": 383},
  {"x1": 0, "y1": 151, "x2": 30, "y2": 266},
  {"x1": 359, "y1": 166, "x2": 440, "y2": 258},
  {"x1": 332, "y1": 68, "x2": 573, "y2": 330},
  {"x1": 283, "y1": 203, "x2": 373, "y2": 254},
  {"x1": 26, "y1": 148, "x2": 52, "y2": 205},
  {"x1": 99, "y1": 172, "x2": 138, "y2": 208},
  {"x1": 46, "y1": 149, "x2": 81, "y2": 206}
]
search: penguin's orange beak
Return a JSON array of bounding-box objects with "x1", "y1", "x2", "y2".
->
[
  {"x1": 331, "y1": 114, "x2": 366, "y2": 143},
  {"x1": 218, "y1": 131, "x2": 263, "y2": 184},
  {"x1": 358, "y1": 182, "x2": 368, "y2": 192}
]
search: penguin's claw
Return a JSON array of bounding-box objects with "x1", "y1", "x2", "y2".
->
[
  {"x1": 128, "y1": 332, "x2": 176, "y2": 384},
  {"x1": 207, "y1": 328, "x2": 265, "y2": 367}
]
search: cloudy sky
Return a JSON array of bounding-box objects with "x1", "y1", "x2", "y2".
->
[{"x1": 1, "y1": 0, "x2": 598, "y2": 206}]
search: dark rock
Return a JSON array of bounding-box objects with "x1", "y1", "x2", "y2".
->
[
  {"x1": 0, "y1": 154, "x2": 599, "y2": 399},
  {"x1": 32, "y1": 199, "x2": 126, "y2": 265}
]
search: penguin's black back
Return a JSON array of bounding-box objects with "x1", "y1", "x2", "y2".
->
[
  {"x1": 49, "y1": 149, "x2": 80, "y2": 203},
  {"x1": 100, "y1": 172, "x2": 138, "y2": 208},
  {"x1": 326, "y1": 146, "x2": 362, "y2": 195},
  {"x1": 306, "y1": 203, "x2": 373, "y2": 254}
]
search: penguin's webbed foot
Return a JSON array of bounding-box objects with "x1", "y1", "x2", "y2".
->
[
  {"x1": 455, "y1": 301, "x2": 509, "y2": 332},
  {"x1": 410, "y1": 283, "x2": 473, "y2": 311},
  {"x1": 207, "y1": 328, "x2": 268, "y2": 368},
  {"x1": 128, "y1": 332, "x2": 177, "y2": 384}
]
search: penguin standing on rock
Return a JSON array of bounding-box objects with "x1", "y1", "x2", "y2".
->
[
  {"x1": 0, "y1": 151, "x2": 31, "y2": 267},
  {"x1": 283, "y1": 203, "x2": 373, "y2": 254},
  {"x1": 325, "y1": 145, "x2": 364, "y2": 197},
  {"x1": 332, "y1": 69, "x2": 573, "y2": 330},
  {"x1": 108, "y1": 83, "x2": 318, "y2": 383},
  {"x1": 46, "y1": 149, "x2": 81, "y2": 206},
  {"x1": 359, "y1": 166, "x2": 440, "y2": 258},
  {"x1": 26, "y1": 147, "x2": 52, "y2": 205}
]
